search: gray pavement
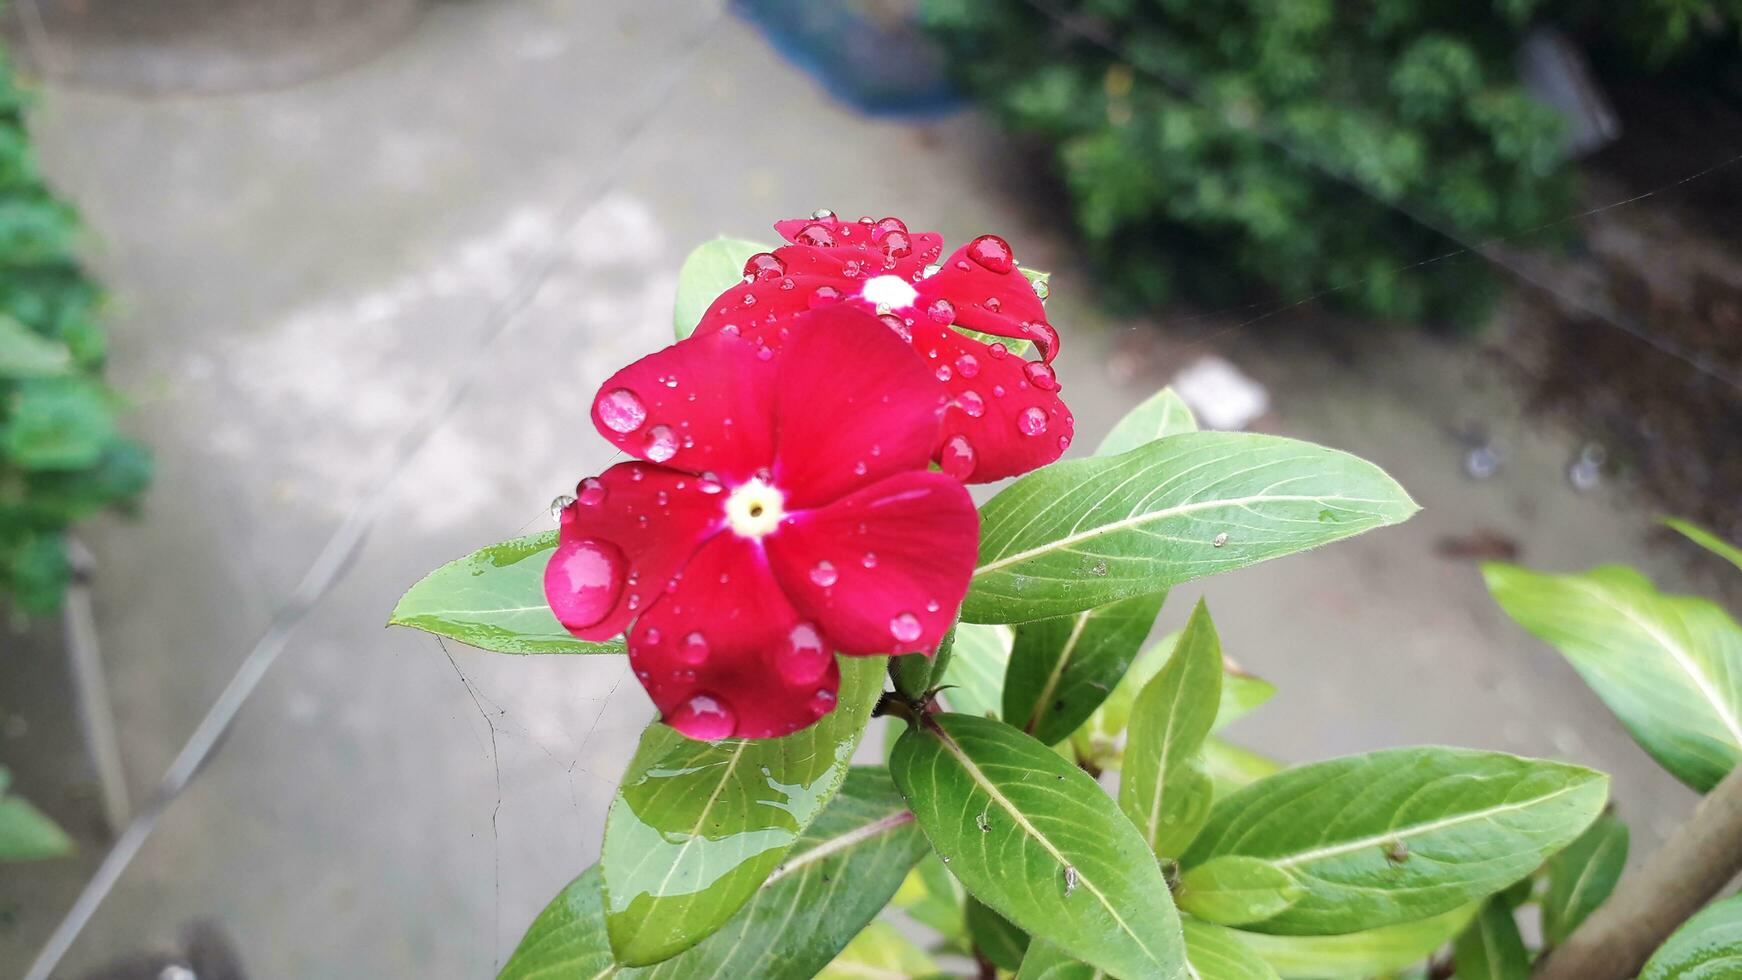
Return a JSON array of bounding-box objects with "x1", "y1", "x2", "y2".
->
[{"x1": 0, "y1": 1, "x2": 1725, "y2": 976}]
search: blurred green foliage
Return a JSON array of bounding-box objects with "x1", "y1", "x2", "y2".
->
[
  {"x1": 0, "y1": 47, "x2": 148, "y2": 613},
  {"x1": 921, "y1": 0, "x2": 1584, "y2": 326}
]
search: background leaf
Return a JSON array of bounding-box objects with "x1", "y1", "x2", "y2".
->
[
  {"x1": 1014, "y1": 940, "x2": 1098, "y2": 979},
  {"x1": 0, "y1": 768, "x2": 73, "y2": 862},
  {"x1": 891, "y1": 713, "x2": 1189, "y2": 979},
  {"x1": 1663, "y1": 517, "x2": 1742, "y2": 573},
  {"x1": 1181, "y1": 919, "x2": 1281, "y2": 980},
  {"x1": 1005, "y1": 592, "x2": 1165, "y2": 746},
  {"x1": 819, "y1": 921, "x2": 941, "y2": 980},
  {"x1": 893, "y1": 853, "x2": 969, "y2": 951},
  {"x1": 0, "y1": 313, "x2": 70, "y2": 377},
  {"x1": 1640, "y1": 892, "x2": 1742, "y2": 980},
  {"x1": 673, "y1": 237, "x2": 768, "y2": 340},
  {"x1": 1177, "y1": 856, "x2": 1304, "y2": 927},
  {"x1": 1120, "y1": 599, "x2": 1221, "y2": 857},
  {"x1": 1452, "y1": 899, "x2": 1530, "y2": 980},
  {"x1": 1096, "y1": 386, "x2": 1198, "y2": 457},
  {"x1": 1230, "y1": 904, "x2": 1477, "y2": 978},
  {"x1": 1542, "y1": 810, "x2": 1628, "y2": 946},
  {"x1": 1486, "y1": 562, "x2": 1742, "y2": 791},
  {"x1": 966, "y1": 431, "x2": 1417, "y2": 623},
  {"x1": 938, "y1": 623, "x2": 1013, "y2": 719},
  {"x1": 601, "y1": 656, "x2": 885, "y2": 965},
  {"x1": 392, "y1": 532, "x2": 624, "y2": 654},
  {"x1": 968, "y1": 895, "x2": 1031, "y2": 971},
  {"x1": 1180, "y1": 747, "x2": 1609, "y2": 935},
  {"x1": 1203, "y1": 738, "x2": 1284, "y2": 798}
]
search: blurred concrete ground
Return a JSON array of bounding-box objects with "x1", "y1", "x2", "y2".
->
[{"x1": 0, "y1": 0, "x2": 1729, "y2": 976}]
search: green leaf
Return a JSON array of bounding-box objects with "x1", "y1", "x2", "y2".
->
[
  {"x1": 966, "y1": 432, "x2": 1418, "y2": 623},
  {"x1": 1641, "y1": 892, "x2": 1742, "y2": 980},
  {"x1": 1203, "y1": 737, "x2": 1283, "y2": 798},
  {"x1": 890, "y1": 713, "x2": 1189, "y2": 979},
  {"x1": 938, "y1": 623, "x2": 1013, "y2": 719},
  {"x1": 2, "y1": 378, "x2": 115, "y2": 471},
  {"x1": 1542, "y1": 810, "x2": 1628, "y2": 945},
  {"x1": 1014, "y1": 940, "x2": 1100, "y2": 980},
  {"x1": 819, "y1": 921, "x2": 941, "y2": 980},
  {"x1": 1181, "y1": 920, "x2": 1281, "y2": 980},
  {"x1": 1177, "y1": 856, "x2": 1305, "y2": 927},
  {"x1": 1663, "y1": 517, "x2": 1742, "y2": 573},
  {"x1": 968, "y1": 896, "x2": 1032, "y2": 971},
  {"x1": 1096, "y1": 386, "x2": 1198, "y2": 457},
  {"x1": 1020, "y1": 266, "x2": 1052, "y2": 301},
  {"x1": 1452, "y1": 899, "x2": 1529, "y2": 980},
  {"x1": 1485, "y1": 562, "x2": 1742, "y2": 791},
  {"x1": 0, "y1": 768, "x2": 73, "y2": 862},
  {"x1": 673, "y1": 237, "x2": 767, "y2": 340},
  {"x1": 391, "y1": 532, "x2": 624, "y2": 655},
  {"x1": 601, "y1": 656, "x2": 886, "y2": 965},
  {"x1": 1232, "y1": 904, "x2": 1478, "y2": 978},
  {"x1": 1005, "y1": 592, "x2": 1165, "y2": 745},
  {"x1": 1120, "y1": 599, "x2": 1221, "y2": 857},
  {"x1": 893, "y1": 852, "x2": 968, "y2": 948},
  {"x1": 500, "y1": 767, "x2": 926, "y2": 979},
  {"x1": 1180, "y1": 747, "x2": 1609, "y2": 935},
  {"x1": 0, "y1": 314, "x2": 70, "y2": 377}
]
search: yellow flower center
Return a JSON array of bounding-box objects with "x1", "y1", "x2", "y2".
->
[{"x1": 724, "y1": 477, "x2": 785, "y2": 539}]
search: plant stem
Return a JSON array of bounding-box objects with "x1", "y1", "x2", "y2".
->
[{"x1": 1534, "y1": 764, "x2": 1742, "y2": 980}]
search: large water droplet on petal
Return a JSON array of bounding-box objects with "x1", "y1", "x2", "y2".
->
[
  {"x1": 544, "y1": 538, "x2": 627, "y2": 630},
  {"x1": 811, "y1": 207, "x2": 837, "y2": 220},
  {"x1": 955, "y1": 353, "x2": 980, "y2": 378},
  {"x1": 890, "y1": 612, "x2": 924, "y2": 644},
  {"x1": 966, "y1": 234, "x2": 1015, "y2": 274},
  {"x1": 810, "y1": 560, "x2": 839, "y2": 588},
  {"x1": 680, "y1": 631, "x2": 710, "y2": 665},
  {"x1": 872, "y1": 216, "x2": 908, "y2": 239},
  {"x1": 987, "y1": 342, "x2": 1008, "y2": 359},
  {"x1": 667, "y1": 693, "x2": 736, "y2": 740},
  {"x1": 935, "y1": 364, "x2": 953, "y2": 382},
  {"x1": 808, "y1": 688, "x2": 837, "y2": 716},
  {"x1": 926, "y1": 298, "x2": 956, "y2": 325},
  {"x1": 1023, "y1": 361, "x2": 1060, "y2": 391},
  {"x1": 644, "y1": 424, "x2": 678, "y2": 463},
  {"x1": 743, "y1": 251, "x2": 785, "y2": 281},
  {"x1": 955, "y1": 390, "x2": 986, "y2": 418},
  {"x1": 880, "y1": 230, "x2": 912, "y2": 259},
  {"x1": 577, "y1": 477, "x2": 608, "y2": 506},
  {"x1": 1018, "y1": 406, "x2": 1049, "y2": 437},
  {"x1": 780, "y1": 623, "x2": 832, "y2": 685},
  {"x1": 796, "y1": 223, "x2": 836, "y2": 248},
  {"x1": 597, "y1": 388, "x2": 646, "y2": 433},
  {"x1": 940, "y1": 435, "x2": 977, "y2": 480},
  {"x1": 549, "y1": 495, "x2": 575, "y2": 520}
]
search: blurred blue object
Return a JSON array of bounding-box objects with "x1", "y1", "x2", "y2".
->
[{"x1": 732, "y1": 0, "x2": 964, "y2": 117}]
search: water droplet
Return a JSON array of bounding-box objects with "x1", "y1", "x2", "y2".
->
[
  {"x1": 1031, "y1": 277, "x2": 1050, "y2": 300},
  {"x1": 577, "y1": 477, "x2": 607, "y2": 506},
  {"x1": 743, "y1": 251, "x2": 785, "y2": 280},
  {"x1": 988, "y1": 342, "x2": 1008, "y2": 359},
  {"x1": 984, "y1": 296, "x2": 1001, "y2": 313},
  {"x1": 1018, "y1": 407, "x2": 1049, "y2": 436},
  {"x1": 680, "y1": 631, "x2": 709, "y2": 665},
  {"x1": 935, "y1": 364, "x2": 953, "y2": 382},
  {"x1": 1212, "y1": 532, "x2": 1229, "y2": 548},
  {"x1": 808, "y1": 688, "x2": 837, "y2": 715},
  {"x1": 549, "y1": 495, "x2": 575, "y2": 520},
  {"x1": 808, "y1": 285, "x2": 842, "y2": 308},
  {"x1": 955, "y1": 390, "x2": 985, "y2": 418},
  {"x1": 755, "y1": 344, "x2": 775, "y2": 362},
  {"x1": 810, "y1": 207, "x2": 836, "y2": 220},
  {"x1": 795, "y1": 222, "x2": 835, "y2": 248},
  {"x1": 740, "y1": 292, "x2": 757, "y2": 308},
  {"x1": 926, "y1": 298, "x2": 956, "y2": 324},
  {"x1": 890, "y1": 612, "x2": 923, "y2": 644},
  {"x1": 645, "y1": 425, "x2": 678, "y2": 463},
  {"x1": 940, "y1": 435, "x2": 976, "y2": 480},
  {"x1": 668, "y1": 693, "x2": 736, "y2": 740},
  {"x1": 1063, "y1": 865, "x2": 1079, "y2": 896},
  {"x1": 966, "y1": 234, "x2": 1015, "y2": 274},
  {"x1": 1023, "y1": 361, "x2": 1060, "y2": 391},
  {"x1": 880, "y1": 229, "x2": 912, "y2": 259},
  {"x1": 810, "y1": 561, "x2": 839, "y2": 588},
  {"x1": 872, "y1": 216, "x2": 907, "y2": 239},
  {"x1": 597, "y1": 388, "x2": 646, "y2": 433},
  {"x1": 1026, "y1": 321, "x2": 1060, "y2": 358},
  {"x1": 955, "y1": 353, "x2": 980, "y2": 378},
  {"x1": 877, "y1": 313, "x2": 912, "y2": 342},
  {"x1": 545, "y1": 538, "x2": 627, "y2": 629},
  {"x1": 644, "y1": 627, "x2": 662, "y2": 645},
  {"x1": 698, "y1": 473, "x2": 724, "y2": 495},
  {"x1": 780, "y1": 623, "x2": 832, "y2": 685},
  {"x1": 862, "y1": 552, "x2": 878, "y2": 569}
]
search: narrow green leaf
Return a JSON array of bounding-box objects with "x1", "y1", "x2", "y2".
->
[
  {"x1": 391, "y1": 532, "x2": 624, "y2": 655},
  {"x1": 939, "y1": 623, "x2": 1013, "y2": 719},
  {"x1": 1014, "y1": 940, "x2": 1100, "y2": 980},
  {"x1": 673, "y1": 237, "x2": 768, "y2": 340},
  {"x1": 1542, "y1": 810, "x2": 1628, "y2": 945},
  {"x1": 1485, "y1": 562, "x2": 1742, "y2": 791},
  {"x1": 601, "y1": 656, "x2": 885, "y2": 965},
  {"x1": 893, "y1": 852, "x2": 968, "y2": 949},
  {"x1": 0, "y1": 314, "x2": 71, "y2": 378},
  {"x1": 1663, "y1": 517, "x2": 1742, "y2": 573},
  {"x1": 500, "y1": 767, "x2": 925, "y2": 980},
  {"x1": 1120, "y1": 600, "x2": 1221, "y2": 857},
  {"x1": 1177, "y1": 856, "x2": 1304, "y2": 927},
  {"x1": 966, "y1": 432, "x2": 1418, "y2": 623},
  {"x1": 0, "y1": 768, "x2": 73, "y2": 862},
  {"x1": 1202, "y1": 738, "x2": 1283, "y2": 798},
  {"x1": 1180, "y1": 747, "x2": 1609, "y2": 935},
  {"x1": 891, "y1": 713, "x2": 1189, "y2": 979},
  {"x1": 968, "y1": 896, "x2": 1032, "y2": 971},
  {"x1": 1006, "y1": 592, "x2": 1165, "y2": 745},
  {"x1": 1452, "y1": 899, "x2": 1529, "y2": 980},
  {"x1": 1232, "y1": 904, "x2": 1477, "y2": 978},
  {"x1": 1181, "y1": 920, "x2": 1281, "y2": 980},
  {"x1": 1096, "y1": 387, "x2": 1198, "y2": 457},
  {"x1": 819, "y1": 921, "x2": 941, "y2": 980},
  {"x1": 1641, "y1": 892, "x2": 1742, "y2": 980}
]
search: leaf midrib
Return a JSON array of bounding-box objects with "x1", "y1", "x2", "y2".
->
[{"x1": 1026, "y1": 611, "x2": 1092, "y2": 733}]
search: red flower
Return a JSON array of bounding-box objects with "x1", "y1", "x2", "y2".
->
[
  {"x1": 544, "y1": 306, "x2": 979, "y2": 740},
  {"x1": 691, "y1": 212, "x2": 1074, "y2": 483}
]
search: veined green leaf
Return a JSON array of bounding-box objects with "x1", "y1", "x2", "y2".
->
[
  {"x1": 891, "y1": 713, "x2": 1189, "y2": 979},
  {"x1": 1485, "y1": 562, "x2": 1742, "y2": 791},
  {"x1": 1641, "y1": 892, "x2": 1742, "y2": 980},
  {"x1": 966, "y1": 431, "x2": 1418, "y2": 623},
  {"x1": 1542, "y1": 810, "x2": 1628, "y2": 945},
  {"x1": 1232, "y1": 904, "x2": 1477, "y2": 978},
  {"x1": 1177, "y1": 856, "x2": 1304, "y2": 927},
  {"x1": 1180, "y1": 747, "x2": 1608, "y2": 935},
  {"x1": 391, "y1": 532, "x2": 623, "y2": 655},
  {"x1": 819, "y1": 921, "x2": 941, "y2": 979},
  {"x1": 673, "y1": 237, "x2": 767, "y2": 340},
  {"x1": 1014, "y1": 940, "x2": 1100, "y2": 980},
  {"x1": 0, "y1": 767, "x2": 73, "y2": 862},
  {"x1": 893, "y1": 852, "x2": 968, "y2": 949},
  {"x1": 1181, "y1": 920, "x2": 1281, "y2": 980},
  {"x1": 1006, "y1": 592, "x2": 1165, "y2": 745},
  {"x1": 601, "y1": 656, "x2": 885, "y2": 965},
  {"x1": 968, "y1": 896, "x2": 1032, "y2": 971},
  {"x1": 1453, "y1": 899, "x2": 1529, "y2": 980},
  {"x1": 939, "y1": 623, "x2": 1013, "y2": 719},
  {"x1": 1120, "y1": 600, "x2": 1221, "y2": 857},
  {"x1": 1663, "y1": 517, "x2": 1742, "y2": 573},
  {"x1": 0, "y1": 314, "x2": 71, "y2": 378},
  {"x1": 500, "y1": 767, "x2": 924, "y2": 980},
  {"x1": 1096, "y1": 387, "x2": 1198, "y2": 457},
  {"x1": 1203, "y1": 738, "x2": 1283, "y2": 798}
]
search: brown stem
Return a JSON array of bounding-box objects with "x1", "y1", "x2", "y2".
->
[
  {"x1": 973, "y1": 950, "x2": 997, "y2": 980},
  {"x1": 1534, "y1": 764, "x2": 1742, "y2": 980}
]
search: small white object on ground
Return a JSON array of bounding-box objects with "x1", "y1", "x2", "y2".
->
[{"x1": 1170, "y1": 355, "x2": 1270, "y2": 431}]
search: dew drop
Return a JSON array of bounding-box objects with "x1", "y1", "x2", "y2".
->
[
  {"x1": 810, "y1": 560, "x2": 839, "y2": 588},
  {"x1": 955, "y1": 353, "x2": 980, "y2": 378},
  {"x1": 644, "y1": 424, "x2": 678, "y2": 463},
  {"x1": 890, "y1": 612, "x2": 923, "y2": 644},
  {"x1": 1212, "y1": 532, "x2": 1229, "y2": 548},
  {"x1": 861, "y1": 552, "x2": 878, "y2": 569},
  {"x1": 680, "y1": 631, "x2": 709, "y2": 665},
  {"x1": 984, "y1": 296, "x2": 1002, "y2": 313},
  {"x1": 743, "y1": 251, "x2": 785, "y2": 280},
  {"x1": 780, "y1": 623, "x2": 832, "y2": 685},
  {"x1": 795, "y1": 223, "x2": 835, "y2": 248},
  {"x1": 955, "y1": 390, "x2": 986, "y2": 418},
  {"x1": 577, "y1": 477, "x2": 608, "y2": 506},
  {"x1": 988, "y1": 342, "x2": 1008, "y2": 359},
  {"x1": 740, "y1": 292, "x2": 758, "y2": 308},
  {"x1": 810, "y1": 207, "x2": 836, "y2": 220},
  {"x1": 872, "y1": 216, "x2": 908, "y2": 239},
  {"x1": 940, "y1": 435, "x2": 976, "y2": 480},
  {"x1": 808, "y1": 285, "x2": 842, "y2": 309},
  {"x1": 549, "y1": 495, "x2": 575, "y2": 520},
  {"x1": 668, "y1": 693, "x2": 736, "y2": 741},
  {"x1": 935, "y1": 364, "x2": 953, "y2": 382},
  {"x1": 966, "y1": 234, "x2": 1015, "y2": 274},
  {"x1": 809, "y1": 688, "x2": 838, "y2": 715},
  {"x1": 644, "y1": 627, "x2": 661, "y2": 645},
  {"x1": 1031, "y1": 277, "x2": 1050, "y2": 300},
  {"x1": 1018, "y1": 406, "x2": 1049, "y2": 436},
  {"x1": 926, "y1": 298, "x2": 956, "y2": 325},
  {"x1": 544, "y1": 538, "x2": 627, "y2": 630},
  {"x1": 597, "y1": 388, "x2": 646, "y2": 433},
  {"x1": 880, "y1": 230, "x2": 912, "y2": 259},
  {"x1": 698, "y1": 473, "x2": 724, "y2": 495},
  {"x1": 1023, "y1": 361, "x2": 1060, "y2": 391}
]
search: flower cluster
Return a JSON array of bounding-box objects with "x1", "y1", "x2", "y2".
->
[{"x1": 545, "y1": 214, "x2": 1071, "y2": 739}]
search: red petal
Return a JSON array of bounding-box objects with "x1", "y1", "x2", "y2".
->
[
  {"x1": 911, "y1": 321, "x2": 1074, "y2": 483},
  {"x1": 918, "y1": 238, "x2": 1057, "y2": 362},
  {"x1": 590, "y1": 330, "x2": 777, "y2": 483},
  {"x1": 772, "y1": 306, "x2": 947, "y2": 509},
  {"x1": 773, "y1": 214, "x2": 944, "y2": 274},
  {"x1": 767, "y1": 471, "x2": 977, "y2": 656},
  {"x1": 544, "y1": 462, "x2": 722, "y2": 642},
  {"x1": 629, "y1": 532, "x2": 841, "y2": 740}
]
